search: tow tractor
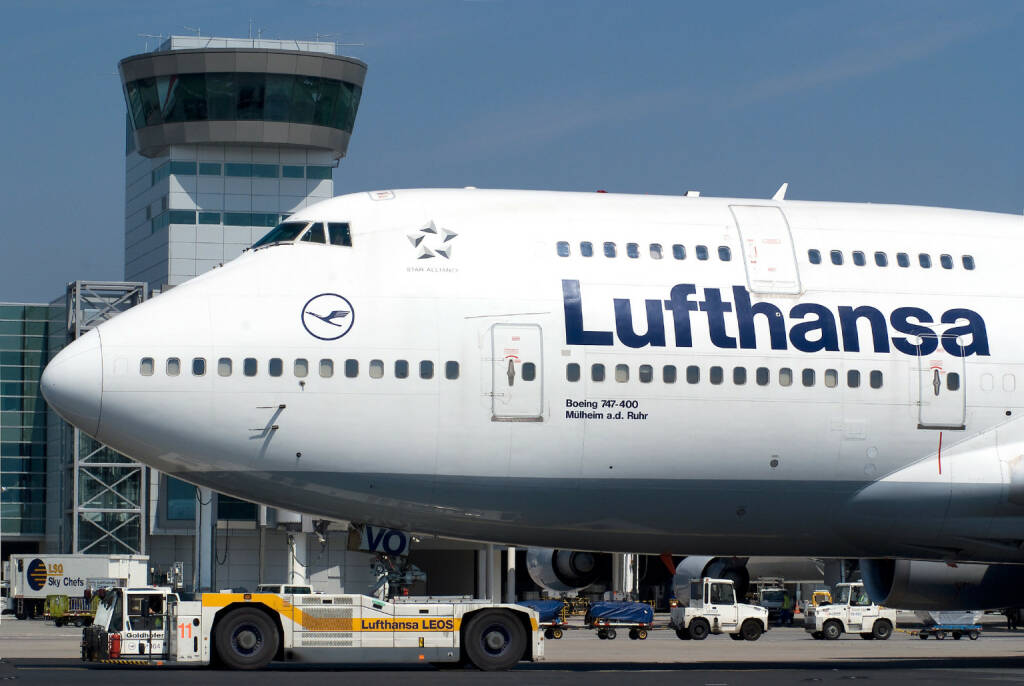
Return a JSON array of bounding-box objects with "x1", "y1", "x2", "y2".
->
[
  {"x1": 804, "y1": 582, "x2": 897, "y2": 640},
  {"x1": 81, "y1": 586, "x2": 543, "y2": 671},
  {"x1": 669, "y1": 577, "x2": 769, "y2": 641}
]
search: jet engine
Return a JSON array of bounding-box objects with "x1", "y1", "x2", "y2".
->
[
  {"x1": 672, "y1": 556, "x2": 750, "y2": 603},
  {"x1": 860, "y1": 558, "x2": 1024, "y2": 610},
  {"x1": 525, "y1": 548, "x2": 612, "y2": 592}
]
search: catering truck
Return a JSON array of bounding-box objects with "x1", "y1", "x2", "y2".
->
[
  {"x1": 10, "y1": 554, "x2": 148, "y2": 620},
  {"x1": 81, "y1": 586, "x2": 543, "y2": 671}
]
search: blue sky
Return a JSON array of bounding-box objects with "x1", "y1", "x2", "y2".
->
[{"x1": 1, "y1": 0, "x2": 1021, "y2": 302}]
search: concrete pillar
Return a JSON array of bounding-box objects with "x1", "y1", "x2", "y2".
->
[
  {"x1": 505, "y1": 546, "x2": 516, "y2": 603},
  {"x1": 193, "y1": 487, "x2": 217, "y2": 591},
  {"x1": 289, "y1": 533, "x2": 309, "y2": 585},
  {"x1": 612, "y1": 553, "x2": 623, "y2": 596},
  {"x1": 488, "y1": 544, "x2": 501, "y2": 603},
  {"x1": 623, "y1": 554, "x2": 637, "y2": 600}
]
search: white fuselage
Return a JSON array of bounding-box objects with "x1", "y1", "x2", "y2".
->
[{"x1": 41, "y1": 189, "x2": 1024, "y2": 562}]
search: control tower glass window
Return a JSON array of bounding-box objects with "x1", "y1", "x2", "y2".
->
[{"x1": 125, "y1": 73, "x2": 363, "y2": 134}]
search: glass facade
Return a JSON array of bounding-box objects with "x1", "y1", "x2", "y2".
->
[
  {"x1": 125, "y1": 72, "x2": 362, "y2": 133},
  {"x1": 0, "y1": 303, "x2": 57, "y2": 536}
]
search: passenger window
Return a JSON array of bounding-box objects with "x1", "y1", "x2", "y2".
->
[
  {"x1": 294, "y1": 359, "x2": 308, "y2": 378},
  {"x1": 604, "y1": 242, "x2": 616, "y2": 258},
  {"x1": 852, "y1": 251, "x2": 866, "y2": 266},
  {"x1": 940, "y1": 254, "x2": 953, "y2": 269},
  {"x1": 639, "y1": 364, "x2": 653, "y2": 383},
  {"x1": 847, "y1": 370, "x2": 861, "y2": 388},
  {"x1": 981, "y1": 373, "x2": 994, "y2": 391},
  {"x1": 947, "y1": 372, "x2": 960, "y2": 391},
  {"x1": 567, "y1": 363, "x2": 581, "y2": 382},
  {"x1": 615, "y1": 364, "x2": 629, "y2": 382},
  {"x1": 243, "y1": 358, "x2": 257, "y2": 377},
  {"x1": 591, "y1": 364, "x2": 606, "y2": 382},
  {"x1": 870, "y1": 370, "x2": 883, "y2": 389},
  {"x1": 556, "y1": 241, "x2": 570, "y2": 257},
  {"x1": 269, "y1": 358, "x2": 283, "y2": 377},
  {"x1": 824, "y1": 369, "x2": 838, "y2": 388},
  {"x1": 192, "y1": 358, "x2": 206, "y2": 376},
  {"x1": 897, "y1": 253, "x2": 910, "y2": 268},
  {"x1": 779, "y1": 368, "x2": 793, "y2": 387},
  {"x1": 395, "y1": 360, "x2": 409, "y2": 379},
  {"x1": 345, "y1": 359, "x2": 358, "y2": 378},
  {"x1": 580, "y1": 241, "x2": 594, "y2": 257},
  {"x1": 1005, "y1": 374, "x2": 1016, "y2": 392},
  {"x1": 710, "y1": 366, "x2": 723, "y2": 385},
  {"x1": 663, "y1": 365, "x2": 677, "y2": 383},
  {"x1": 444, "y1": 361, "x2": 460, "y2": 380},
  {"x1": 919, "y1": 253, "x2": 932, "y2": 269},
  {"x1": 301, "y1": 223, "x2": 326, "y2": 244},
  {"x1": 808, "y1": 249, "x2": 821, "y2": 264},
  {"x1": 718, "y1": 246, "x2": 731, "y2": 261},
  {"x1": 419, "y1": 360, "x2": 434, "y2": 379},
  {"x1": 686, "y1": 366, "x2": 699, "y2": 384},
  {"x1": 802, "y1": 369, "x2": 815, "y2": 386},
  {"x1": 696, "y1": 245, "x2": 709, "y2": 261},
  {"x1": 650, "y1": 243, "x2": 663, "y2": 260},
  {"x1": 962, "y1": 255, "x2": 975, "y2": 270},
  {"x1": 140, "y1": 357, "x2": 154, "y2": 376},
  {"x1": 672, "y1": 244, "x2": 686, "y2": 260},
  {"x1": 369, "y1": 359, "x2": 384, "y2": 379},
  {"x1": 328, "y1": 222, "x2": 352, "y2": 246},
  {"x1": 626, "y1": 243, "x2": 639, "y2": 259},
  {"x1": 756, "y1": 367, "x2": 769, "y2": 386},
  {"x1": 733, "y1": 367, "x2": 746, "y2": 385},
  {"x1": 830, "y1": 250, "x2": 843, "y2": 265},
  {"x1": 166, "y1": 357, "x2": 180, "y2": 376},
  {"x1": 319, "y1": 359, "x2": 333, "y2": 378},
  {"x1": 218, "y1": 358, "x2": 232, "y2": 377},
  {"x1": 874, "y1": 252, "x2": 887, "y2": 267},
  {"x1": 522, "y1": 362, "x2": 536, "y2": 381}
]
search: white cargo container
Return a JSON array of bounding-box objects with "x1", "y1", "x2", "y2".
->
[{"x1": 9, "y1": 554, "x2": 148, "y2": 620}]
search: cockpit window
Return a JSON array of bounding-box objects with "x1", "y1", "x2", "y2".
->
[
  {"x1": 301, "y1": 223, "x2": 327, "y2": 244},
  {"x1": 252, "y1": 222, "x2": 309, "y2": 248},
  {"x1": 329, "y1": 223, "x2": 352, "y2": 246}
]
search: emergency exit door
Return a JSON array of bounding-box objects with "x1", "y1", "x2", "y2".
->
[
  {"x1": 730, "y1": 205, "x2": 802, "y2": 295},
  {"x1": 917, "y1": 337, "x2": 966, "y2": 430},
  {"x1": 489, "y1": 323, "x2": 544, "y2": 421}
]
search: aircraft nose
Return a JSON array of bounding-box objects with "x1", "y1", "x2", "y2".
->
[{"x1": 40, "y1": 329, "x2": 103, "y2": 437}]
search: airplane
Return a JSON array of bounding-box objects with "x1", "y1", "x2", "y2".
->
[{"x1": 40, "y1": 187, "x2": 1024, "y2": 610}]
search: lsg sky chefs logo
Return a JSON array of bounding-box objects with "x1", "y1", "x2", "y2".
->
[{"x1": 301, "y1": 293, "x2": 355, "y2": 341}]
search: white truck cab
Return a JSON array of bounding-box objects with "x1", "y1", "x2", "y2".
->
[
  {"x1": 805, "y1": 582, "x2": 896, "y2": 640},
  {"x1": 670, "y1": 577, "x2": 768, "y2": 641}
]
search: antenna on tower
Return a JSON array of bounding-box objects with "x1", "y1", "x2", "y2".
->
[
  {"x1": 138, "y1": 33, "x2": 165, "y2": 52},
  {"x1": 183, "y1": 26, "x2": 201, "y2": 37}
]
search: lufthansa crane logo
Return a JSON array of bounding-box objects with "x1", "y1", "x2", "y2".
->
[{"x1": 301, "y1": 293, "x2": 355, "y2": 341}]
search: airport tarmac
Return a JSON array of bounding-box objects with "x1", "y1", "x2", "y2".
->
[{"x1": 4, "y1": 614, "x2": 1024, "y2": 684}]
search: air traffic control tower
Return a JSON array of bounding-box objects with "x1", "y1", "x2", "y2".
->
[{"x1": 119, "y1": 36, "x2": 366, "y2": 290}]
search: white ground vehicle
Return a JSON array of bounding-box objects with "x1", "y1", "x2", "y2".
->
[
  {"x1": 81, "y1": 586, "x2": 543, "y2": 671},
  {"x1": 10, "y1": 554, "x2": 147, "y2": 620},
  {"x1": 670, "y1": 578, "x2": 769, "y2": 641},
  {"x1": 804, "y1": 582, "x2": 897, "y2": 640}
]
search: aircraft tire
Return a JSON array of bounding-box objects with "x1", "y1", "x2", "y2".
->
[
  {"x1": 872, "y1": 620, "x2": 893, "y2": 641},
  {"x1": 689, "y1": 618, "x2": 711, "y2": 640},
  {"x1": 463, "y1": 609, "x2": 526, "y2": 671},
  {"x1": 213, "y1": 608, "x2": 279, "y2": 670},
  {"x1": 822, "y1": 620, "x2": 842, "y2": 640}
]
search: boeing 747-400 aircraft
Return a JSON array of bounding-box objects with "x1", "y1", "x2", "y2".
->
[{"x1": 41, "y1": 188, "x2": 1024, "y2": 609}]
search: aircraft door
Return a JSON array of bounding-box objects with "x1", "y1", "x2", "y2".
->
[
  {"x1": 489, "y1": 323, "x2": 544, "y2": 422},
  {"x1": 730, "y1": 205, "x2": 802, "y2": 295},
  {"x1": 917, "y1": 336, "x2": 966, "y2": 430}
]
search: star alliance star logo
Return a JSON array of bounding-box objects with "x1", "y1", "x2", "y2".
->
[{"x1": 407, "y1": 221, "x2": 458, "y2": 259}]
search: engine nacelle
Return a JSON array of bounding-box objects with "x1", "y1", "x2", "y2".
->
[
  {"x1": 861, "y1": 558, "x2": 1024, "y2": 610},
  {"x1": 672, "y1": 556, "x2": 750, "y2": 603},
  {"x1": 525, "y1": 548, "x2": 611, "y2": 592}
]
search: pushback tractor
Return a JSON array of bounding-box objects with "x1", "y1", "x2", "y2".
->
[
  {"x1": 81, "y1": 587, "x2": 543, "y2": 671},
  {"x1": 804, "y1": 582, "x2": 897, "y2": 640},
  {"x1": 670, "y1": 577, "x2": 769, "y2": 641}
]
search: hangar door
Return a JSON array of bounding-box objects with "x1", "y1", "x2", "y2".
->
[
  {"x1": 489, "y1": 323, "x2": 544, "y2": 422},
  {"x1": 730, "y1": 205, "x2": 802, "y2": 295}
]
